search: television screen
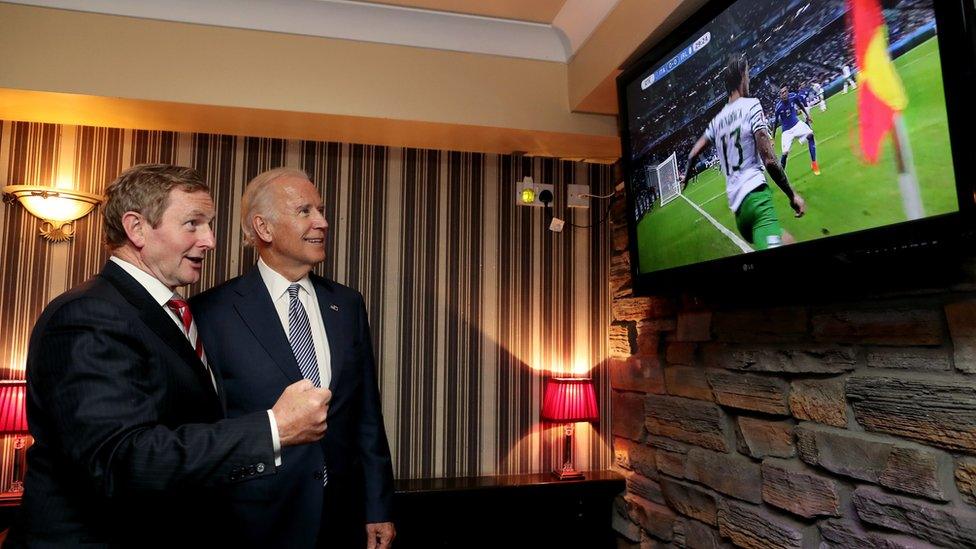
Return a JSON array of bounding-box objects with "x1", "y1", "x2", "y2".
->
[{"x1": 619, "y1": 0, "x2": 969, "y2": 284}]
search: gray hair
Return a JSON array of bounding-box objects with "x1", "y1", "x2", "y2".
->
[{"x1": 240, "y1": 167, "x2": 311, "y2": 246}]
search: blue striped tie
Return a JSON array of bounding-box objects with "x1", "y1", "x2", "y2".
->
[{"x1": 287, "y1": 283, "x2": 328, "y2": 485}]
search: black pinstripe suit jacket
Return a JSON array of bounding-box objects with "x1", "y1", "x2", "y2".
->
[{"x1": 7, "y1": 261, "x2": 276, "y2": 548}]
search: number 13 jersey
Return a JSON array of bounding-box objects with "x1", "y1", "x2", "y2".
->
[{"x1": 704, "y1": 97, "x2": 769, "y2": 212}]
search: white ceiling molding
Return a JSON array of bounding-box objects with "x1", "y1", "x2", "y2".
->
[
  {"x1": 5, "y1": 0, "x2": 579, "y2": 61},
  {"x1": 551, "y1": 0, "x2": 620, "y2": 59}
]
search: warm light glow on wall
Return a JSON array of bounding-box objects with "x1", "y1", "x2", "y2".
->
[
  {"x1": 5, "y1": 354, "x2": 26, "y2": 378},
  {"x1": 54, "y1": 174, "x2": 75, "y2": 190},
  {"x1": 529, "y1": 357, "x2": 597, "y2": 377},
  {"x1": 570, "y1": 356, "x2": 596, "y2": 376},
  {"x1": 515, "y1": 361, "x2": 596, "y2": 376}
]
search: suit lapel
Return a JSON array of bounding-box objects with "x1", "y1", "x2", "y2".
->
[
  {"x1": 208, "y1": 354, "x2": 229, "y2": 410},
  {"x1": 233, "y1": 266, "x2": 304, "y2": 384},
  {"x1": 312, "y1": 276, "x2": 346, "y2": 393},
  {"x1": 99, "y1": 261, "x2": 220, "y2": 408}
]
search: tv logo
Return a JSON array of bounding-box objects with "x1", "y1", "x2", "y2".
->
[{"x1": 692, "y1": 32, "x2": 711, "y2": 52}]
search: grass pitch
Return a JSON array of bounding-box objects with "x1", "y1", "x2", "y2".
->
[{"x1": 636, "y1": 38, "x2": 956, "y2": 274}]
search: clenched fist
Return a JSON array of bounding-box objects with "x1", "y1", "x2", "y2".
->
[{"x1": 271, "y1": 379, "x2": 332, "y2": 446}]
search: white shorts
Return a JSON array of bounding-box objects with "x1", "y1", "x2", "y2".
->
[{"x1": 781, "y1": 120, "x2": 814, "y2": 154}]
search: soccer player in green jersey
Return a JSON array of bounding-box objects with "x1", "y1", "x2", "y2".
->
[{"x1": 680, "y1": 55, "x2": 806, "y2": 250}]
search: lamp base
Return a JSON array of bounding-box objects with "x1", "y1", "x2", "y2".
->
[{"x1": 551, "y1": 467, "x2": 585, "y2": 481}]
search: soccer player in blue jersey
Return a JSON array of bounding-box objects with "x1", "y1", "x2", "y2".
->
[
  {"x1": 772, "y1": 85, "x2": 820, "y2": 175},
  {"x1": 798, "y1": 84, "x2": 814, "y2": 108}
]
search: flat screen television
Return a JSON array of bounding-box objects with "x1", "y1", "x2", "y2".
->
[{"x1": 618, "y1": 0, "x2": 976, "y2": 295}]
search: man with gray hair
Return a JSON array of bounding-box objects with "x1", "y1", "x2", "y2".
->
[
  {"x1": 192, "y1": 167, "x2": 395, "y2": 548},
  {"x1": 9, "y1": 164, "x2": 332, "y2": 547}
]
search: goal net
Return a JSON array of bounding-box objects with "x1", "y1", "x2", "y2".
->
[{"x1": 655, "y1": 152, "x2": 680, "y2": 206}]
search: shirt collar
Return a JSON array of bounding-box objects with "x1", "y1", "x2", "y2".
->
[
  {"x1": 257, "y1": 257, "x2": 313, "y2": 301},
  {"x1": 109, "y1": 255, "x2": 179, "y2": 305}
]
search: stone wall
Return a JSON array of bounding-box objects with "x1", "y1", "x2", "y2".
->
[{"x1": 609, "y1": 193, "x2": 976, "y2": 548}]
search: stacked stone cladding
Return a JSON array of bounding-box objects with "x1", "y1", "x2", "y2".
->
[{"x1": 609, "y1": 189, "x2": 976, "y2": 548}]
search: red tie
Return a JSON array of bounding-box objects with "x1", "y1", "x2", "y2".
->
[{"x1": 166, "y1": 298, "x2": 205, "y2": 360}]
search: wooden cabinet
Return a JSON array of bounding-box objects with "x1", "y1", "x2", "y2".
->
[{"x1": 394, "y1": 470, "x2": 625, "y2": 548}]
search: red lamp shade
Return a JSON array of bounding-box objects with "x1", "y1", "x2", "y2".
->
[
  {"x1": 542, "y1": 377, "x2": 598, "y2": 423},
  {"x1": 0, "y1": 382, "x2": 28, "y2": 434}
]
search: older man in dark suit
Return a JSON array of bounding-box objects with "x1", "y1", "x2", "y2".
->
[
  {"x1": 8, "y1": 164, "x2": 332, "y2": 548},
  {"x1": 192, "y1": 168, "x2": 395, "y2": 549}
]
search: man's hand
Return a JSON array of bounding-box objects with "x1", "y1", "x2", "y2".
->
[
  {"x1": 791, "y1": 192, "x2": 806, "y2": 217},
  {"x1": 805, "y1": 116, "x2": 813, "y2": 126},
  {"x1": 366, "y1": 522, "x2": 396, "y2": 549},
  {"x1": 271, "y1": 380, "x2": 332, "y2": 447}
]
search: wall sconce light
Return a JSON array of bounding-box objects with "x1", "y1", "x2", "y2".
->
[
  {"x1": 542, "y1": 377, "x2": 598, "y2": 480},
  {"x1": 3, "y1": 185, "x2": 104, "y2": 242},
  {"x1": 0, "y1": 381, "x2": 29, "y2": 493}
]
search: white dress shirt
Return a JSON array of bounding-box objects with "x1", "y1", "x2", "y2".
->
[
  {"x1": 108, "y1": 256, "x2": 216, "y2": 391},
  {"x1": 257, "y1": 257, "x2": 332, "y2": 388},
  {"x1": 257, "y1": 257, "x2": 333, "y2": 466}
]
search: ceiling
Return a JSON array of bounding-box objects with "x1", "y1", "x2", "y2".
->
[
  {"x1": 2, "y1": 0, "x2": 705, "y2": 160},
  {"x1": 347, "y1": 0, "x2": 568, "y2": 24},
  {"x1": 4, "y1": 0, "x2": 620, "y2": 62}
]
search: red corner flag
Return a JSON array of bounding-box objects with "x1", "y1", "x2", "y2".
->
[{"x1": 849, "y1": 0, "x2": 908, "y2": 163}]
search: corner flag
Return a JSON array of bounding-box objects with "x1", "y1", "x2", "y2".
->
[{"x1": 850, "y1": 0, "x2": 908, "y2": 163}]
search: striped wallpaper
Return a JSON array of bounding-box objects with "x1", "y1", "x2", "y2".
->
[{"x1": 0, "y1": 120, "x2": 612, "y2": 485}]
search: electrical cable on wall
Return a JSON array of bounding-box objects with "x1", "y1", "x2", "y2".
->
[
  {"x1": 565, "y1": 200, "x2": 614, "y2": 229},
  {"x1": 538, "y1": 189, "x2": 615, "y2": 231}
]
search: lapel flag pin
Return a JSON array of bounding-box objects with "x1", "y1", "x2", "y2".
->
[{"x1": 330, "y1": 304, "x2": 339, "y2": 311}]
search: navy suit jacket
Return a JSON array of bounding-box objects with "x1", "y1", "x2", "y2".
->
[
  {"x1": 8, "y1": 261, "x2": 275, "y2": 548},
  {"x1": 191, "y1": 266, "x2": 394, "y2": 548}
]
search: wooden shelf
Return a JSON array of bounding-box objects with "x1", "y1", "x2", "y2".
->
[
  {"x1": 394, "y1": 470, "x2": 625, "y2": 548},
  {"x1": 0, "y1": 493, "x2": 22, "y2": 507}
]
